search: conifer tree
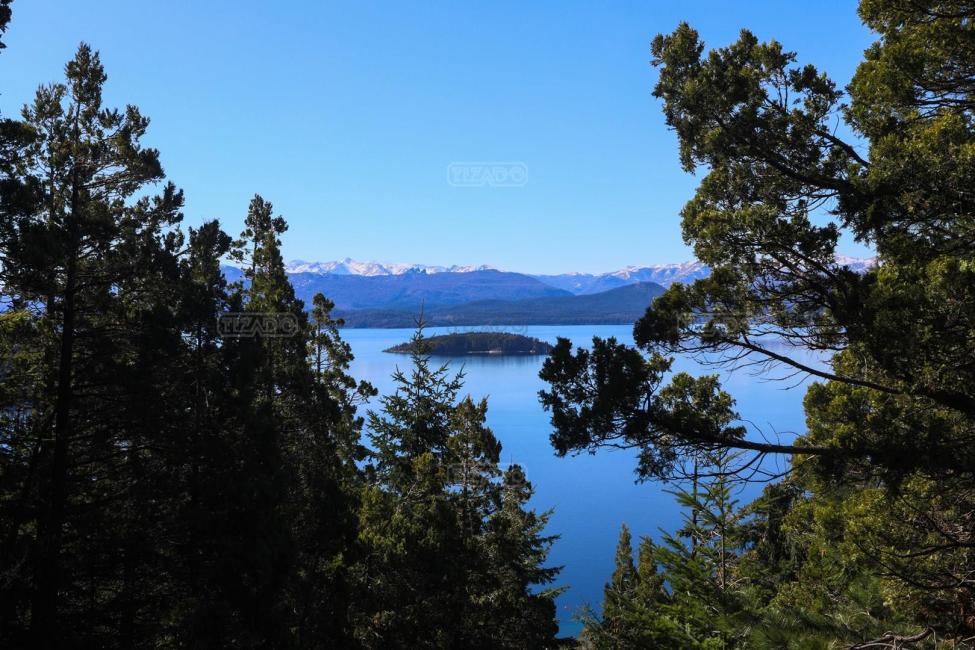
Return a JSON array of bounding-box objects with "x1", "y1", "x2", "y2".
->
[
  {"x1": 0, "y1": 1, "x2": 11, "y2": 51},
  {"x1": 634, "y1": 536, "x2": 664, "y2": 606},
  {"x1": 0, "y1": 42, "x2": 185, "y2": 647},
  {"x1": 446, "y1": 396, "x2": 502, "y2": 539},
  {"x1": 479, "y1": 464, "x2": 562, "y2": 649},
  {"x1": 582, "y1": 452, "x2": 752, "y2": 649},
  {"x1": 0, "y1": 18, "x2": 566, "y2": 650},
  {"x1": 356, "y1": 324, "x2": 467, "y2": 646},
  {"x1": 309, "y1": 291, "x2": 376, "y2": 464},
  {"x1": 355, "y1": 325, "x2": 561, "y2": 648},
  {"x1": 540, "y1": 1, "x2": 975, "y2": 641},
  {"x1": 602, "y1": 524, "x2": 637, "y2": 631},
  {"x1": 367, "y1": 324, "x2": 463, "y2": 477}
]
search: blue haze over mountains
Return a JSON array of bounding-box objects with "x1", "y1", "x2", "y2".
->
[{"x1": 221, "y1": 256, "x2": 875, "y2": 327}]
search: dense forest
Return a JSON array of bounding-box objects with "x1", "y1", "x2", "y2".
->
[{"x1": 1, "y1": 0, "x2": 974, "y2": 648}]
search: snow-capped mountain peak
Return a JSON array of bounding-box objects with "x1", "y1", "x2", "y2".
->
[
  {"x1": 281, "y1": 255, "x2": 875, "y2": 290},
  {"x1": 528, "y1": 255, "x2": 875, "y2": 295},
  {"x1": 606, "y1": 261, "x2": 709, "y2": 283},
  {"x1": 285, "y1": 258, "x2": 496, "y2": 276},
  {"x1": 834, "y1": 254, "x2": 878, "y2": 271}
]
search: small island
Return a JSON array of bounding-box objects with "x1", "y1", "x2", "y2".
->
[{"x1": 384, "y1": 332, "x2": 554, "y2": 356}]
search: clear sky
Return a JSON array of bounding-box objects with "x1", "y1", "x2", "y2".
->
[{"x1": 1, "y1": 1, "x2": 874, "y2": 274}]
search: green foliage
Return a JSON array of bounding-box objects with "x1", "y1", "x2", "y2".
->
[
  {"x1": 583, "y1": 453, "x2": 755, "y2": 649},
  {"x1": 540, "y1": 337, "x2": 752, "y2": 480},
  {"x1": 541, "y1": 1, "x2": 975, "y2": 645},
  {"x1": 384, "y1": 331, "x2": 554, "y2": 356},
  {"x1": 354, "y1": 324, "x2": 562, "y2": 648},
  {"x1": 0, "y1": 1, "x2": 11, "y2": 51},
  {"x1": 0, "y1": 41, "x2": 561, "y2": 649},
  {"x1": 309, "y1": 291, "x2": 377, "y2": 463},
  {"x1": 603, "y1": 524, "x2": 638, "y2": 625}
]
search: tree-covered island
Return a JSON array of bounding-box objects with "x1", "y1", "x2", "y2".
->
[{"x1": 385, "y1": 331, "x2": 554, "y2": 356}]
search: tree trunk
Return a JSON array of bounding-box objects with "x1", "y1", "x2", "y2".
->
[{"x1": 31, "y1": 152, "x2": 80, "y2": 649}]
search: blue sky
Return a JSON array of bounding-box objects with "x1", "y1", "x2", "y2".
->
[{"x1": 1, "y1": 1, "x2": 874, "y2": 274}]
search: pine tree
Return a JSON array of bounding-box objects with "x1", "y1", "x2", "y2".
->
[
  {"x1": 634, "y1": 536, "x2": 665, "y2": 608},
  {"x1": 354, "y1": 325, "x2": 561, "y2": 648},
  {"x1": 367, "y1": 323, "x2": 463, "y2": 480},
  {"x1": 0, "y1": 42, "x2": 188, "y2": 648},
  {"x1": 293, "y1": 293, "x2": 373, "y2": 646},
  {"x1": 582, "y1": 452, "x2": 753, "y2": 649},
  {"x1": 0, "y1": 49, "x2": 377, "y2": 647},
  {"x1": 655, "y1": 452, "x2": 751, "y2": 648},
  {"x1": 223, "y1": 194, "x2": 369, "y2": 647},
  {"x1": 0, "y1": 17, "x2": 567, "y2": 650},
  {"x1": 167, "y1": 219, "x2": 246, "y2": 645},
  {"x1": 479, "y1": 464, "x2": 562, "y2": 649},
  {"x1": 580, "y1": 527, "x2": 676, "y2": 649},
  {"x1": 602, "y1": 524, "x2": 637, "y2": 632},
  {"x1": 354, "y1": 323, "x2": 467, "y2": 647},
  {"x1": 308, "y1": 291, "x2": 376, "y2": 464},
  {"x1": 447, "y1": 405, "x2": 561, "y2": 649},
  {"x1": 446, "y1": 396, "x2": 501, "y2": 541}
]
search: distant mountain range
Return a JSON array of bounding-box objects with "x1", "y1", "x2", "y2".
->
[
  {"x1": 335, "y1": 282, "x2": 667, "y2": 328},
  {"x1": 832, "y1": 255, "x2": 877, "y2": 273},
  {"x1": 220, "y1": 255, "x2": 876, "y2": 327},
  {"x1": 286, "y1": 257, "x2": 494, "y2": 276},
  {"x1": 223, "y1": 267, "x2": 569, "y2": 311},
  {"x1": 281, "y1": 258, "x2": 711, "y2": 292}
]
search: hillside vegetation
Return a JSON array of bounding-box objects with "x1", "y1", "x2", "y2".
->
[{"x1": 385, "y1": 332, "x2": 554, "y2": 356}]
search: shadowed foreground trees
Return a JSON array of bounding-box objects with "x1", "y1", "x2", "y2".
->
[
  {"x1": 0, "y1": 36, "x2": 562, "y2": 650},
  {"x1": 542, "y1": 0, "x2": 975, "y2": 646},
  {"x1": 8, "y1": 0, "x2": 975, "y2": 647}
]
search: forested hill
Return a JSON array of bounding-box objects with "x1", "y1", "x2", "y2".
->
[{"x1": 336, "y1": 281, "x2": 666, "y2": 327}]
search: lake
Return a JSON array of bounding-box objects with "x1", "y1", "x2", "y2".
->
[{"x1": 343, "y1": 324, "x2": 820, "y2": 637}]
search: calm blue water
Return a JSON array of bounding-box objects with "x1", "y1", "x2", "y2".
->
[{"x1": 343, "y1": 325, "x2": 819, "y2": 637}]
